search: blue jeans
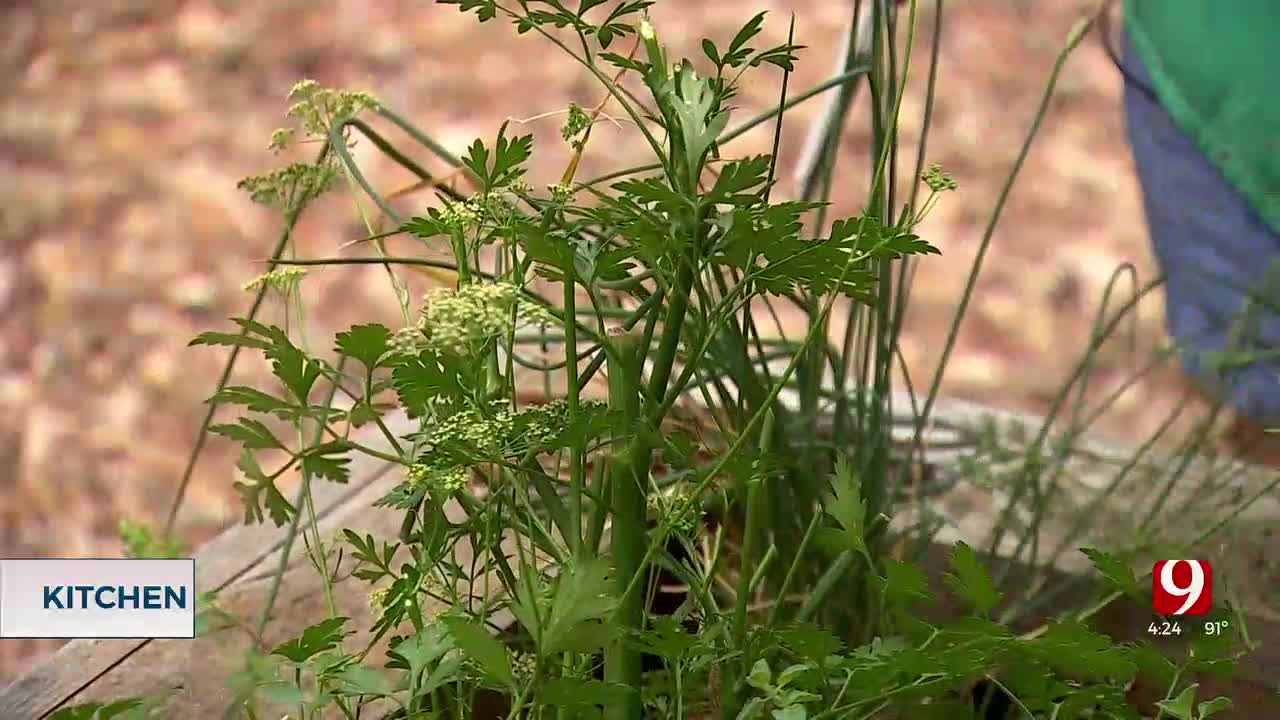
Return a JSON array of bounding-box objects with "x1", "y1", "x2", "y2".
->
[{"x1": 1122, "y1": 34, "x2": 1280, "y2": 423}]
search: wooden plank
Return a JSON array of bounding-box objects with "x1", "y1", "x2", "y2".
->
[
  {"x1": 0, "y1": 412, "x2": 415, "y2": 719},
  {"x1": 42, "y1": 464, "x2": 409, "y2": 719}
]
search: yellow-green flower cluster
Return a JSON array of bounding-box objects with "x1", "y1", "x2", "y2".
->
[
  {"x1": 647, "y1": 485, "x2": 703, "y2": 537},
  {"x1": 519, "y1": 399, "x2": 571, "y2": 447},
  {"x1": 368, "y1": 585, "x2": 392, "y2": 615},
  {"x1": 921, "y1": 163, "x2": 958, "y2": 193},
  {"x1": 390, "y1": 326, "x2": 429, "y2": 357},
  {"x1": 419, "y1": 282, "x2": 552, "y2": 355},
  {"x1": 511, "y1": 650, "x2": 537, "y2": 680},
  {"x1": 285, "y1": 79, "x2": 381, "y2": 137},
  {"x1": 547, "y1": 182, "x2": 576, "y2": 204},
  {"x1": 437, "y1": 198, "x2": 483, "y2": 231},
  {"x1": 407, "y1": 461, "x2": 469, "y2": 494},
  {"x1": 433, "y1": 402, "x2": 518, "y2": 456},
  {"x1": 421, "y1": 282, "x2": 517, "y2": 354},
  {"x1": 237, "y1": 161, "x2": 338, "y2": 212},
  {"x1": 241, "y1": 267, "x2": 307, "y2": 294},
  {"x1": 268, "y1": 127, "x2": 295, "y2": 153}
]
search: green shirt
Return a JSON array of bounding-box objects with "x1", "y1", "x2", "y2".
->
[{"x1": 1124, "y1": 0, "x2": 1280, "y2": 233}]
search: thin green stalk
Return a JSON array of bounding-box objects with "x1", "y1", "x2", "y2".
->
[
  {"x1": 725, "y1": 411, "x2": 774, "y2": 718},
  {"x1": 766, "y1": 510, "x2": 825, "y2": 626},
  {"x1": 796, "y1": 551, "x2": 855, "y2": 623},
  {"x1": 561, "y1": 242, "x2": 586, "y2": 560},
  {"x1": 256, "y1": 355, "x2": 350, "y2": 640},
  {"x1": 907, "y1": 15, "x2": 1097, "y2": 535},
  {"x1": 164, "y1": 142, "x2": 331, "y2": 536}
]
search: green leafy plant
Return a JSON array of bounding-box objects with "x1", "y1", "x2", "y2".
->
[{"x1": 58, "y1": 2, "x2": 1275, "y2": 720}]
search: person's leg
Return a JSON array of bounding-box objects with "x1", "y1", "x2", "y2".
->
[{"x1": 1121, "y1": 32, "x2": 1280, "y2": 462}]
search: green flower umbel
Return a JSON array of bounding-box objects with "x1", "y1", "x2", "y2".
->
[{"x1": 419, "y1": 281, "x2": 553, "y2": 356}]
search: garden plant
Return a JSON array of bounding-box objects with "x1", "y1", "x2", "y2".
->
[{"x1": 52, "y1": 1, "x2": 1278, "y2": 718}]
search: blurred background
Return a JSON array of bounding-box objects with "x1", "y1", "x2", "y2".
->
[{"x1": 0, "y1": 0, "x2": 1210, "y2": 680}]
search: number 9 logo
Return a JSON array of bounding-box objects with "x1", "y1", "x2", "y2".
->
[{"x1": 1152, "y1": 559, "x2": 1212, "y2": 616}]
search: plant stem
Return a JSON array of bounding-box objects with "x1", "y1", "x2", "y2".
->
[
  {"x1": 725, "y1": 410, "x2": 774, "y2": 719},
  {"x1": 605, "y1": 325, "x2": 647, "y2": 720},
  {"x1": 563, "y1": 247, "x2": 585, "y2": 559}
]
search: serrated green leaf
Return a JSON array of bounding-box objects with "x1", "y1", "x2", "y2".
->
[
  {"x1": 233, "y1": 451, "x2": 294, "y2": 526},
  {"x1": 670, "y1": 62, "x2": 728, "y2": 179},
  {"x1": 272, "y1": 617, "x2": 350, "y2": 663},
  {"x1": 335, "y1": 323, "x2": 392, "y2": 371},
  {"x1": 879, "y1": 559, "x2": 931, "y2": 608},
  {"x1": 543, "y1": 557, "x2": 618, "y2": 653},
  {"x1": 188, "y1": 331, "x2": 273, "y2": 351},
  {"x1": 266, "y1": 334, "x2": 321, "y2": 404},
  {"x1": 440, "y1": 615, "x2": 514, "y2": 688},
  {"x1": 211, "y1": 417, "x2": 286, "y2": 450},
  {"x1": 300, "y1": 439, "x2": 354, "y2": 484},
  {"x1": 1080, "y1": 547, "x2": 1140, "y2": 599},
  {"x1": 391, "y1": 352, "x2": 463, "y2": 418},
  {"x1": 613, "y1": 176, "x2": 689, "y2": 209},
  {"x1": 388, "y1": 623, "x2": 456, "y2": 688},
  {"x1": 347, "y1": 401, "x2": 391, "y2": 428},
  {"x1": 944, "y1": 541, "x2": 1001, "y2": 615},
  {"x1": 708, "y1": 155, "x2": 771, "y2": 205},
  {"x1": 750, "y1": 43, "x2": 804, "y2": 71},
  {"x1": 330, "y1": 663, "x2": 392, "y2": 698},
  {"x1": 829, "y1": 216, "x2": 941, "y2": 260},
  {"x1": 826, "y1": 455, "x2": 869, "y2": 561},
  {"x1": 402, "y1": 210, "x2": 450, "y2": 239},
  {"x1": 775, "y1": 622, "x2": 845, "y2": 662},
  {"x1": 463, "y1": 124, "x2": 532, "y2": 190},
  {"x1": 1031, "y1": 621, "x2": 1137, "y2": 681},
  {"x1": 1130, "y1": 641, "x2": 1177, "y2": 688},
  {"x1": 713, "y1": 203, "x2": 884, "y2": 300},
  {"x1": 450, "y1": 0, "x2": 496, "y2": 22},
  {"x1": 627, "y1": 615, "x2": 698, "y2": 658},
  {"x1": 209, "y1": 386, "x2": 298, "y2": 417},
  {"x1": 520, "y1": 222, "x2": 576, "y2": 275}
]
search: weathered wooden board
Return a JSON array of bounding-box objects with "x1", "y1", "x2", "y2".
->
[
  {"x1": 0, "y1": 412, "x2": 417, "y2": 719},
  {"x1": 3, "y1": 392, "x2": 1277, "y2": 718}
]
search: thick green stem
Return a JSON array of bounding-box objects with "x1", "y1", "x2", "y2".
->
[{"x1": 604, "y1": 326, "x2": 647, "y2": 720}]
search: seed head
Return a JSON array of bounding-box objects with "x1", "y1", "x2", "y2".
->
[
  {"x1": 285, "y1": 79, "x2": 380, "y2": 137},
  {"x1": 921, "y1": 164, "x2": 958, "y2": 193},
  {"x1": 561, "y1": 103, "x2": 591, "y2": 143},
  {"x1": 242, "y1": 267, "x2": 307, "y2": 294},
  {"x1": 237, "y1": 161, "x2": 338, "y2": 212}
]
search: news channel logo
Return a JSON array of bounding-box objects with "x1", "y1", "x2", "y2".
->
[
  {"x1": 0, "y1": 558, "x2": 196, "y2": 639},
  {"x1": 1152, "y1": 559, "x2": 1212, "y2": 616}
]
